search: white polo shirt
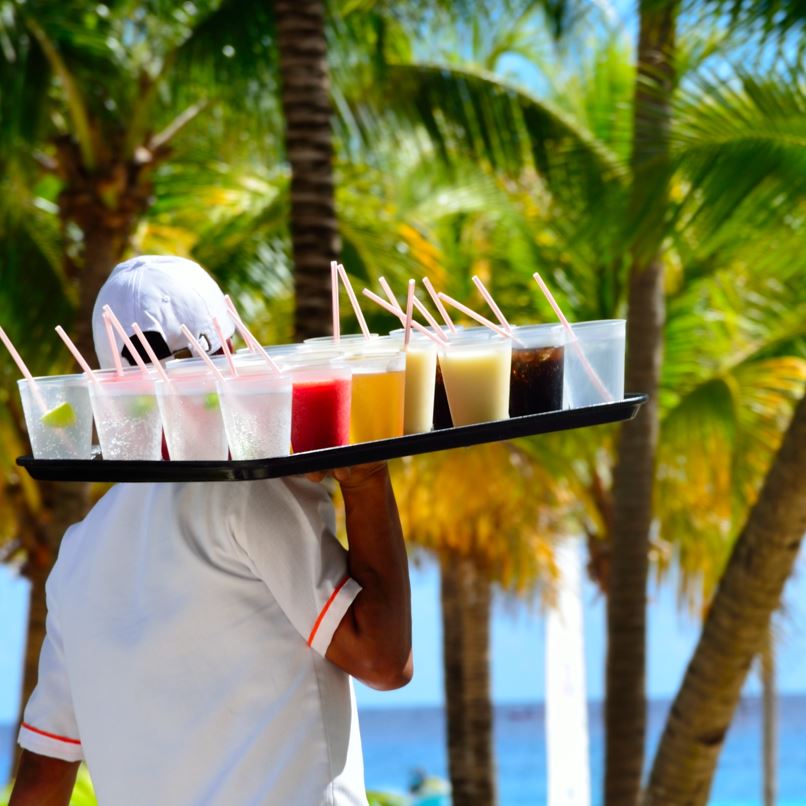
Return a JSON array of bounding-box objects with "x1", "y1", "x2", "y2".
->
[{"x1": 18, "y1": 478, "x2": 367, "y2": 806}]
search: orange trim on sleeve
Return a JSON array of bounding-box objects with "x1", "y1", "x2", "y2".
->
[
  {"x1": 307, "y1": 575, "x2": 350, "y2": 647},
  {"x1": 21, "y1": 722, "x2": 81, "y2": 745}
]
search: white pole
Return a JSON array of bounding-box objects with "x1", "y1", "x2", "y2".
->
[{"x1": 546, "y1": 538, "x2": 591, "y2": 806}]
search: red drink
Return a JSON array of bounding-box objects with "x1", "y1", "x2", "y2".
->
[{"x1": 291, "y1": 375, "x2": 351, "y2": 453}]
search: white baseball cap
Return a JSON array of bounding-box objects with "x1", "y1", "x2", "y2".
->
[{"x1": 92, "y1": 255, "x2": 235, "y2": 369}]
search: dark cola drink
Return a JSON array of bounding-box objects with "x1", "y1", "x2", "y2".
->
[
  {"x1": 432, "y1": 361, "x2": 453, "y2": 429},
  {"x1": 509, "y1": 344, "x2": 564, "y2": 416}
]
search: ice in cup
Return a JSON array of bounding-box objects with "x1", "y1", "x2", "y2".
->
[
  {"x1": 89, "y1": 368, "x2": 162, "y2": 460},
  {"x1": 155, "y1": 371, "x2": 228, "y2": 460},
  {"x1": 17, "y1": 374, "x2": 93, "y2": 459},
  {"x1": 282, "y1": 356, "x2": 352, "y2": 453},
  {"x1": 217, "y1": 373, "x2": 293, "y2": 460},
  {"x1": 508, "y1": 324, "x2": 565, "y2": 417},
  {"x1": 346, "y1": 346, "x2": 406, "y2": 443},
  {"x1": 438, "y1": 334, "x2": 512, "y2": 426},
  {"x1": 563, "y1": 319, "x2": 625, "y2": 409}
]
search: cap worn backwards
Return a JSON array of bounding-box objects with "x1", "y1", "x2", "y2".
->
[{"x1": 91, "y1": 255, "x2": 235, "y2": 369}]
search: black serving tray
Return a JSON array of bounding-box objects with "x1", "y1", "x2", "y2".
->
[{"x1": 16, "y1": 394, "x2": 646, "y2": 483}]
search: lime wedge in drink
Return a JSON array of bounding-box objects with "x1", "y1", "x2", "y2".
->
[
  {"x1": 129, "y1": 395, "x2": 156, "y2": 417},
  {"x1": 40, "y1": 401, "x2": 77, "y2": 429},
  {"x1": 203, "y1": 392, "x2": 219, "y2": 410}
]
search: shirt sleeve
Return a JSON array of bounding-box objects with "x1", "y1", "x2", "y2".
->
[
  {"x1": 230, "y1": 477, "x2": 362, "y2": 657},
  {"x1": 18, "y1": 585, "x2": 83, "y2": 762}
]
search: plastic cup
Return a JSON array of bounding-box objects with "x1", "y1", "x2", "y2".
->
[
  {"x1": 508, "y1": 324, "x2": 566, "y2": 417},
  {"x1": 303, "y1": 334, "x2": 381, "y2": 356},
  {"x1": 438, "y1": 334, "x2": 512, "y2": 426},
  {"x1": 17, "y1": 374, "x2": 93, "y2": 459},
  {"x1": 563, "y1": 320, "x2": 625, "y2": 409},
  {"x1": 281, "y1": 356, "x2": 352, "y2": 453},
  {"x1": 345, "y1": 346, "x2": 406, "y2": 443},
  {"x1": 217, "y1": 373, "x2": 293, "y2": 460},
  {"x1": 388, "y1": 333, "x2": 438, "y2": 435},
  {"x1": 89, "y1": 368, "x2": 162, "y2": 460},
  {"x1": 166, "y1": 353, "x2": 273, "y2": 379},
  {"x1": 155, "y1": 372, "x2": 228, "y2": 460}
]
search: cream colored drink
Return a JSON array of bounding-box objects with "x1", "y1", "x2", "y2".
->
[{"x1": 438, "y1": 336, "x2": 512, "y2": 426}]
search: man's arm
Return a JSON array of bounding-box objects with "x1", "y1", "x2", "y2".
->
[
  {"x1": 9, "y1": 750, "x2": 79, "y2": 806},
  {"x1": 322, "y1": 462, "x2": 413, "y2": 691}
]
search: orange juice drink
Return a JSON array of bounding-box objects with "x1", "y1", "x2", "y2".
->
[
  {"x1": 438, "y1": 334, "x2": 512, "y2": 425},
  {"x1": 347, "y1": 347, "x2": 406, "y2": 443}
]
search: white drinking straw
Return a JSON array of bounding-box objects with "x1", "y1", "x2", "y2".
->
[
  {"x1": 103, "y1": 307, "x2": 150, "y2": 374},
  {"x1": 422, "y1": 276, "x2": 457, "y2": 333},
  {"x1": 331, "y1": 260, "x2": 340, "y2": 343},
  {"x1": 361, "y1": 289, "x2": 447, "y2": 346},
  {"x1": 336, "y1": 263, "x2": 371, "y2": 339},
  {"x1": 438, "y1": 293, "x2": 525, "y2": 346},
  {"x1": 131, "y1": 323, "x2": 170, "y2": 382},
  {"x1": 104, "y1": 314, "x2": 124, "y2": 377},
  {"x1": 54, "y1": 326, "x2": 98, "y2": 379},
  {"x1": 180, "y1": 325, "x2": 225, "y2": 380},
  {"x1": 212, "y1": 317, "x2": 238, "y2": 377},
  {"x1": 404, "y1": 280, "x2": 415, "y2": 349},
  {"x1": 532, "y1": 271, "x2": 613, "y2": 403},
  {"x1": 221, "y1": 298, "x2": 280, "y2": 373},
  {"x1": 472, "y1": 275, "x2": 512, "y2": 333}
]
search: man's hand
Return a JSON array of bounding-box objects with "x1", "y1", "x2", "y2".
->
[
  {"x1": 311, "y1": 462, "x2": 413, "y2": 690},
  {"x1": 9, "y1": 750, "x2": 79, "y2": 806}
]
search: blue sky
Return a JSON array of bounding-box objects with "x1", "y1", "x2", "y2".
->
[{"x1": 4, "y1": 547, "x2": 806, "y2": 721}]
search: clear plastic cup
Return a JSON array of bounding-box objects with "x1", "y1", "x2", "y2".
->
[
  {"x1": 438, "y1": 334, "x2": 512, "y2": 426},
  {"x1": 165, "y1": 353, "x2": 274, "y2": 379},
  {"x1": 563, "y1": 320, "x2": 625, "y2": 409},
  {"x1": 345, "y1": 346, "x2": 406, "y2": 443},
  {"x1": 281, "y1": 355, "x2": 352, "y2": 453},
  {"x1": 89, "y1": 368, "x2": 162, "y2": 460},
  {"x1": 217, "y1": 373, "x2": 293, "y2": 460},
  {"x1": 17, "y1": 374, "x2": 93, "y2": 459},
  {"x1": 387, "y1": 333, "x2": 438, "y2": 435},
  {"x1": 508, "y1": 324, "x2": 566, "y2": 416},
  {"x1": 155, "y1": 372, "x2": 228, "y2": 460},
  {"x1": 302, "y1": 334, "x2": 381, "y2": 356}
]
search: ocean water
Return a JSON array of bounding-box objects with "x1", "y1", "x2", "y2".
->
[{"x1": 4, "y1": 697, "x2": 806, "y2": 804}]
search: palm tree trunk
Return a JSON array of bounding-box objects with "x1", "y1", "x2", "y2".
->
[
  {"x1": 761, "y1": 627, "x2": 777, "y2": 806},
  {"x1": 644, "y1": 391, "x2": 806, "y2": 804},
  {"x1": 275, "y1": 0, "x2": 340, "y2": 341},
  {"x1": 440, "y1": 554, "x2": 497, "y2": 805},
  {"x1": 604, "y1": 3, "x2": 677, "y2": 804}
]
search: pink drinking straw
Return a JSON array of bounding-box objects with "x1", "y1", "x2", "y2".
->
[
  {"x1": 103, "y1": 313, "x2": 124, "y2": 377},
  {"x1": 222, "y1": 295, "x2": 260, "y2": 353},
  {"x1": 379, "y1": 276, "x2": 402, "y2": 311},
  {"x1": 336, "y1": 263, "x2": 371, "y2": 339},
  {"x1": 212, "y1": 317, "x2": 238, "y2": 377},
  {"x1": 54, "y1": 326, "x2": 98, "y2": 380},
  {"x1": 532, "y1": 271, "x2": 613, "y2": 403},
  {"x1": 220, "y1": 299, "x2": 280, "y2": 373},
  {"x1": 331, "y1": 260, "x2": 340, "y2": 343},
  {"x1": 472, "y1": 275, "x2": 512, "y2": 333},
  {"x1": 361, "y1": 289, "x2": 447, "y2": 346},
  {"x1": 131, "y1": 323, "x2": 170, "y2": 382},
  {"x1": 404, "y1": 280, "x2": 415, "y2": 349},
  {"x1": 180, "y1": 325, "x2": 225, "y2": 380},
  {"x1": 438, "y1": 293, "x2": 525, "y2": 346},
  {"x1": 0, "y1": 325, "x2": 52, "y2": 412},
  {"x1": 103, "y1": 307, "x2": 150, "y2": 374},
  {"x1": 422, "y1": 276, "x2": 457, "y2": 333}
]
